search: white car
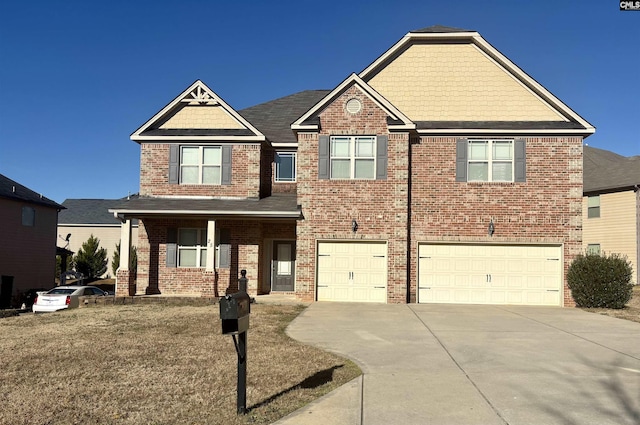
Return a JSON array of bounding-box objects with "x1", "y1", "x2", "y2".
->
[{"x1": 32, "y1": 286, "x2": 110, "y2": 313}]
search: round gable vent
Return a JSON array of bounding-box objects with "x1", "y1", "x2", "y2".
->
[{"x1": 345, "y1": 98, "x2": 362, "y2": 114}]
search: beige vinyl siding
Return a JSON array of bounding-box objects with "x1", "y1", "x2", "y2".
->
[
  {"x1": 368, "y1": 43, "x2": 566, "y2": 122},
  {"x1": 57, "y1": 225, "x2": 139, "y2": 279},
  {"x1": 583, "y1": 190, "x2": 638, "y2": 283},
  {"x1": 159, "y1": 105, "x2": 245, "y2": 129}
]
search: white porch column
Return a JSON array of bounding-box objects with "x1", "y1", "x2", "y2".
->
[
  {"x1": 206, "y1": 219, "x2": 216, "y2": 272},
  {"x1": 120, "y1": 219, "x2": 132, "y2": 271}
]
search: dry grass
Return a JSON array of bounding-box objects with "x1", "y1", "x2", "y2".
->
[
  {"x1": 0, "y1": 303, "x2": 360, "y2": 425},
  {"x1": 581, "y1": 285, "x2": 640, "y2": 323}
]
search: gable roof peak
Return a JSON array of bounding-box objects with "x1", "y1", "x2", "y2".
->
[
  {"x1": 411, "y1": 25, "x2": 475, "y2": 33},
  {"x1": 291, "y1": 73, "x2": 415, "y2": 131},
  {"x1": 130, "y1": 79, "x2": 265, "y2": 142}
]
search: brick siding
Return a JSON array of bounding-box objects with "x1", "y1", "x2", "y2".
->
[
  {"x1": 295, "y1": 85, "x2": 582, "y2": 305},
  {"x1": 139, "y1": 143, "x2": 264, "y2": 198},
  {"x1": 134, "y1": 218, "x2": 295, "y2": 297},
  {"x1": 296, "y1": 86, "x2": 410, "y2": 303}
]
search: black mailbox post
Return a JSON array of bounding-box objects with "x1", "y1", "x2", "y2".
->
[{"x1": 220, "y1": 287, "x2": 251, "y2": 414}]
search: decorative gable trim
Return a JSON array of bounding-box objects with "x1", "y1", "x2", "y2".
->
[
  {"x1": 131, "y1": 80, "x2": 265, "y2": 142},
  {"x1": 291, "y1": 73, "x2": 415, "y2": 131},
  {"x1": 359, "y1": 31, "x2": 595, "y2": 136}
]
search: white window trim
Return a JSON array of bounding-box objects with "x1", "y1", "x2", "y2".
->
[
  {"x1": 180, "y1": 146, "x2": 222, "y2": 185},
  {"x1": 586, "y1": 244, "x2": 601, "y2": 255},
  {"x1": 330, "y1": 135, "x2": 376, "y2": 180},
  {"x1": 275, "y1": 152, "x2": 297, "y2": 183},
  {"x1": 178, "y1": 228, "x2": 207, "y2": 268},
  {"x1": 587, "y1": 195, "x2": 600, "y2": 218},
  {"x1": 468, "y1": 139, "x2": 514, "y2": 182}
]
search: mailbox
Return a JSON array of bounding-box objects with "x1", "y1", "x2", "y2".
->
[{"x1": 220, "y1": 292, "x2": 251, "y2": 335}]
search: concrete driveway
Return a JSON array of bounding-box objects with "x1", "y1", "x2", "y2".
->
[{"x1": 276, "y1": 303, "x2": 640, "y2": 425}]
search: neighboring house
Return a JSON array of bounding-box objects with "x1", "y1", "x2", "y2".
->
[
  {"x1": 111, "y1": 26, "x2": 595, "y2": 306},
  {"x1": 58, "y1": 197, "x2": 139, "y2": 278},
  {"x1": 0, "y1": 173, "x2": 63, "y2": 308},
  {"x1": 583, "y1": 146, "x2": 640, "y2": 284}
]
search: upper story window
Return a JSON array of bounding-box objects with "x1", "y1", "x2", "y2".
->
[
  {"x1": 318, "y1": 135, "x2": 387, "y2": 180},
  {"x1": 275, "y1": 152, "x2": 296, "y2": 182},
  {"x1": 330, "y1": 136, "x2": 376, "y2": 179},
  {"x1": 22, "y1": 206, "x2": 35, "y2": 226},
  {"x1": 180, "y1": 146, "x2": 221, "y2": 185},
  {"x1": 169, "y1": 145, "x2": 231, "y2": 186},
  {"x1": 587, "y1": 195, "x2": 600, "y2": 218},
  {"x1": 178, "y1": 228, "x2": 207, "y2": 267},
  {"x1": 456, "y1": 138, "x2": 526, "y2": 183},
  {"x1": 468, "y1": 140, "x2": 513, "y2": 182}
]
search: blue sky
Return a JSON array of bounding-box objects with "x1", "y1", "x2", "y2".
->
[{"x1": 1, "y1": 0, "x2": 638, "y2": 203}]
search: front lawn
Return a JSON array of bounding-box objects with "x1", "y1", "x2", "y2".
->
[{"x1": 0, "y1": 303, "x2": 360, "y2": 425}]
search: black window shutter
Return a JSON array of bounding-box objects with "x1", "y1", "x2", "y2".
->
[
  {"x1": 221, "y1": 145, "x2": 232, "y2": 185},
  {"x1": 514, "y1": 139, "x2": 526, "y2": 182},
  {"x1": 169, "y1": 145, "x2": 180, "y2": 184},
  {"x1": 318, "y1": 135, "x2": 330, "y2": 179},
  {"x1": 166, "y1": 228, "x2": 177, "y2": 268},
  {"x1": 376, "y1": 135, "x2": 388, "y2": 180},
  {"x1": 455, "y1": 139, "x2": 468, "y2": 182}
]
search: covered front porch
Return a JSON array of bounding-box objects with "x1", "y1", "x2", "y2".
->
[{"x1": 109, "y1": 195, "x2": 300, "y2": 298}]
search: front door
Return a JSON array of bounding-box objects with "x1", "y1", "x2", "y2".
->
[{"x1": 272, "y1": 241, "x2": 295, "y2": 292}]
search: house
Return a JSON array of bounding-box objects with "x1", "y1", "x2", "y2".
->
[
  {"x1": 0, "y1": 173, "x2": 63, "y2": 308},
  {"x1": 110, "y1": 26, "x2": 595, "y2": 306},
  {"x1": 582, "y1": 146, "x2": 639, "y2": 283},
  {"x1": 58, "y1": 197, "x2": 139, "y2": 278}
]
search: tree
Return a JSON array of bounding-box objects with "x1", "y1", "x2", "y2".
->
[
  {"x1": 112, "y1": 242, "x2": 138, "y2": 277},
  {"x1": 74, "y1": 235, "x2": 108, "y2": 280}
]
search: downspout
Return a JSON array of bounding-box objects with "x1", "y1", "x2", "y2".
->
[{"x1": 406, "y1": 135, "x2": 413, "y2": 304}]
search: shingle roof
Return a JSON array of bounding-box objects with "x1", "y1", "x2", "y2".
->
[
  {"x1": 59, "y1": 197, "x2": 139, "y2": 225},
  {"x1": 583, "y1": 146, "x2": 640, "y2": 193},
  {"x1": 0, "y1": 173, "x2": 63, "y2": 209},
  {"x1": 239, "y1": 90, "x2": 330, "y2": 143},
  {"x1": 109, "y1": 194, "x2": 300, "y2": 219},
  {"x1": 139, "y1": 129, "x2": 256, "y2": 137},
  {"x1": 411, "y1": 25, "x2": 474, "y2": 33}
]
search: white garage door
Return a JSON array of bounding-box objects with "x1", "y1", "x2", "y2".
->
[
  {"x1": 317, "y1": 242, "x2": 387, "y2": 302},
  {"x1": 418, "y1": 244, "x2": 562, "y2": 306}
]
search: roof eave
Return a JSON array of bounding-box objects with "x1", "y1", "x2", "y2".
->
[
  {"x1": 109, "y1": 208, "x2": 301, "y2": 219},
  {"x1": 130, "y1": 135, "x2": 266, "y2": 142},
  {"x1": 416, "y1": 128, "x2": 595, "y2": 136}
]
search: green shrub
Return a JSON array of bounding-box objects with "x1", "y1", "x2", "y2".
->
[{"x1": 567, "y1": 253, "x2": 633, "y2": 309}]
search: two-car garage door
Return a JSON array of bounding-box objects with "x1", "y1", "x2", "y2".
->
[
  {"x1": 316, "y1": 242, "x2": 563, "y2": 306},
  {"x1": 418, "y1": 244, "x2": 562, "y2": 306},
  {"x1": 317, "y1": 242, "x2": 387, "y2": 303}
]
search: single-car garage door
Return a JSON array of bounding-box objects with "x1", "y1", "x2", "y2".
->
[
  {"x1": 418, "y1": 244, "x2": 562, "y2": 306},
  {"x1": 317, "y1": 242, "x2": 387, "y2": 302}
]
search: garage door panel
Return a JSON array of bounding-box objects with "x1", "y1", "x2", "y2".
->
[
  {"x1": 418, "y1": 244, "x2": 562, "y2": 306},
  {"x1": 317, "y1": 242, "x2": 387, "y2": 303},
  {"x1": 489, "y1": 291, "x2": 506, "y2": 304},
  {"x1": 471, "y1": 259, "x2": 486, "y2": 272}
]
